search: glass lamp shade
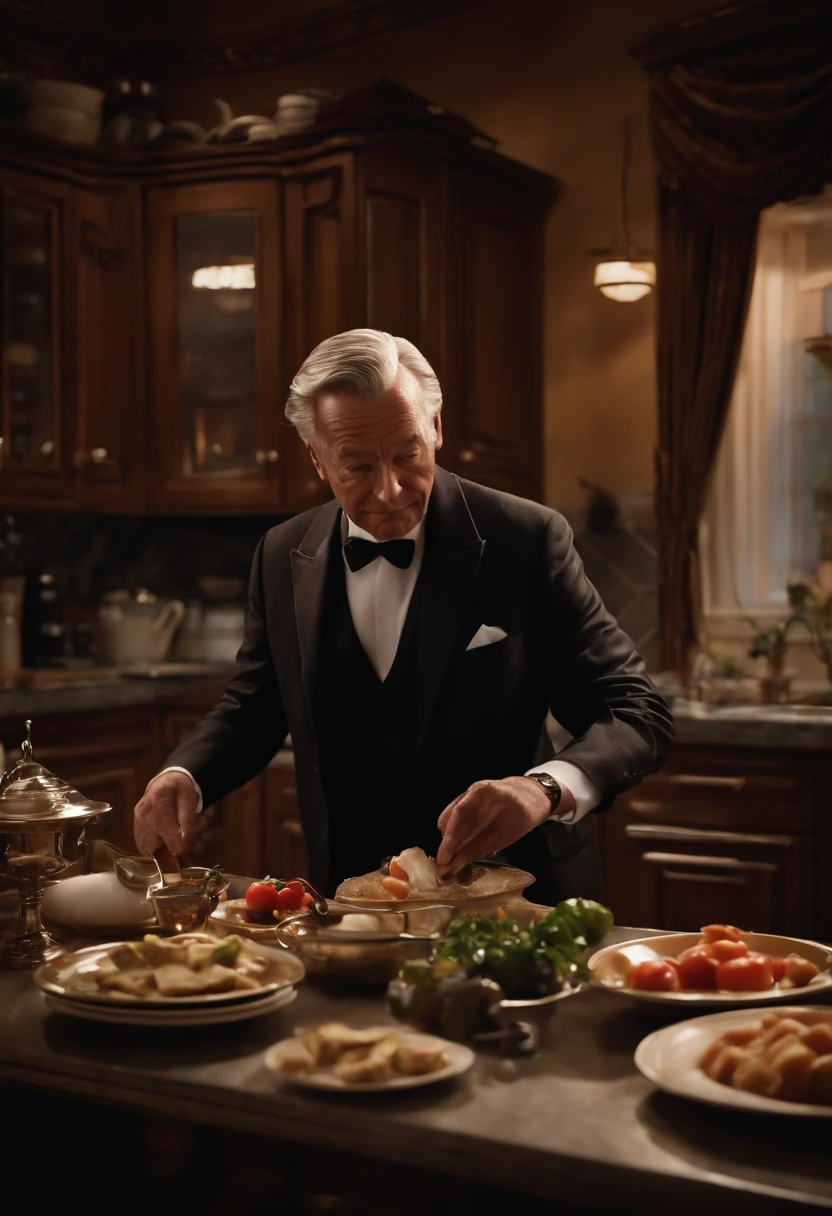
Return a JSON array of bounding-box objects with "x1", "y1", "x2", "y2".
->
[{"x1": 594, "y1": 260, "x2": 655, "y2": 303}]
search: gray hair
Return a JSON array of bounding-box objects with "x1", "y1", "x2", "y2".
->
[{"x1": 285, "y1": 329, "x2": 442, "y2": 445}]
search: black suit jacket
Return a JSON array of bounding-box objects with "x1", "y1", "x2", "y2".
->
[{"x1": 167, "y1": 467, "x2": 674, "y2": 891}]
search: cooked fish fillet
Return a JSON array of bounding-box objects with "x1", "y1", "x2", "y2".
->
[
  {"x1": 394, "y1": 1043, "x2": 448, "y2": 1076},
  {"x1": 186, "y1": 942, "x2": 218, "y2": 970},
  {"x1": 334, "y1": 1034, "x2": 401, "y2": 1083},
  {"x1": 315, "y1": 1023, "x2": 395, "y2": 1062},
  {"x1": 153, "y1": 963, "x2": 240, "y2": 997},
  {"x1": 110, "y1": 943, "x2": 147, "y2": 972},
  {"x1": 274, "y1": 1038, "x2": 318, "y2": 1075},
  {"x1": 135, "y1": 935, "x2": 189, "y2": 967},
  {"x1": 98, "y1": 969, "x2": 155, "y2": 998}
]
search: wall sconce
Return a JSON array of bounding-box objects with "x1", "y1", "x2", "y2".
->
[{"x1": 589, "y1": 120, "x2": 655, "y2": 303}]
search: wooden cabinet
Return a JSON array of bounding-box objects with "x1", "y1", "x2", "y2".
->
[
  {"x1": 145, "y1": 179, "x2": 283, "y2": 512},
  {"x1": 264, "y1": 749, "x2": 307, "y2": 881},
  {"x1": 598, "y1": 746, "x2": 829, "y2": 940},
  {"x1": 0, "y1": 83, "x2": 556, "y2": 515}
]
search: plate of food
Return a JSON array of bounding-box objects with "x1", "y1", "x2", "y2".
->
[
  {"x1": 636, "y1": 1006, "x2": 832, "y2": 1116},
  {"x1": 589, "y1": 924, "x2": 832, "y2": 1008},
  {"x1": 209, "y1": 876, "x2": 318, "y2": 943},
  {"x1": 335, "y1": 847, "x2": 534, "y2": 913},
  {"x1": 265, "y1": 1022, "x2": 474, "y2": 1092},
  {"x1": 44, "y1": 983, "x2": 298, "y2": 1028},
  {"x1": 34, "y1": 931, "x2": 305, "y2": 1006}
]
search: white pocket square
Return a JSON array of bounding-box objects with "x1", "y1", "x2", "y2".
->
[{"x1": 466, "y1": 624, "x2": 508, "y2": 651}]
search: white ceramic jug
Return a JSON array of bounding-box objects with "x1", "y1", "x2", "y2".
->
[{"x1": 97, "y1": 590, "x2": 186, "y2": 668}]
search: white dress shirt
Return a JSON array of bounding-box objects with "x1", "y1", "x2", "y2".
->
[{"x1": 157, "y1": 511, "x2": 601, "y2": 824}]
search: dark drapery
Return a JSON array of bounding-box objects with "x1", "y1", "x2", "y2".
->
[{"x1": 631, "y1": 0, "x2": 832, "y2": 673}]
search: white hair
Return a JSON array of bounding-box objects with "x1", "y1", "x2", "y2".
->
[{"x1": 285, "y1": 328, "x2": 442, "y2": 445}]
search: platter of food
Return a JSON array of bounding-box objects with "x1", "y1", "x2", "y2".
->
[
  {"x1": 335, "y1": 847, "x2": 534, "y2": 913},
  {"x1": 44, "y1": 984, "x2": 298, "y2": 1028},
  {"x1": 589, "y1": 924, "x2": 832, "y2": 1008},
  {"x1": 635, "y1": 1006, "x2": 832, "y2": 1117},
  {"x1": 265, "y1": 1022, "x2": 474, "y2": 1092},
  {"x1": 34, "y1": 932, "x2": 305, "y2": 1007}
]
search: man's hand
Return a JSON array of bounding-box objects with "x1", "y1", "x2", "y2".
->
[
  {"x1": 133, "y1": 771, "x2": 200, "y2": 859},
  {"x1": 436, "y1": 776, "x2": 574, "y2": 877}
]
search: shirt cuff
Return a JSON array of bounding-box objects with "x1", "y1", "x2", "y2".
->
[
  {"x1": 524, "y1": 760, "x2": 601, "y2": 825},
  {"x1": 153, "y1": 766, "x2": 204, "y2": 815}
]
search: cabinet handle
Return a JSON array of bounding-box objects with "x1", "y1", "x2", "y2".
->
[
  {"x1": 90, "y1": 447, "x2": 109, "y2": 464},
  {"x1": 669, "y1": 774, "x2": 747, "y2": 792},
  {"x1": 0, "y1": 436, "x2": 4, "y2": 470},
  {"x1": 641, "y1": 850, "x2": 777, "y2": 873},
  {"x1": 459, "y1": 448, "x2": 475, "y2": 463},
  {"x1": 40, "y1": 441, "x2": 54, "y2": 458},
  {"x1": 282, "y1": 819, "x2": 303, "y2": 838},
  {"x1": 256, "y1": 449, "x2": 279, "y2": 465},
  {"x1": 626, "y1": 824, "x2": 794, "y2": 848}
]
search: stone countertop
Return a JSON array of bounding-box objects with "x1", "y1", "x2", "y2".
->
[
  {"x1": 670, "y1": 699, "x2": 832, "y2": 752},
  {"x1": 0, "y1": 922, "x2": 830, "y2": 1214},
  {"x1": 0, "y1": 667, "x2": 235, "y2": 719}
]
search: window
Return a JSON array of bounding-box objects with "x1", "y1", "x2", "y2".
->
[{"x1": 702, "y1": 191, "x2": 832, "y2": 629}]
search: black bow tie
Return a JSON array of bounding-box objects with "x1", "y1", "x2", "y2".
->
[{"x1": 343, "y1": 536, "x2": 416, "y2": 572}]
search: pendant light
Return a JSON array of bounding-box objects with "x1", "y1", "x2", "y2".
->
[{"x1": 589, "y1": 120, "x2": 655, "y2": 303}]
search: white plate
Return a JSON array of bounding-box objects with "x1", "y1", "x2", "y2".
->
[
  {"x1": 34, "y1": 936, "x2": 305, "y2": 1007},
  {"x1": 635, "y1": 1006, "x2": 832, "y2": 1117},
  {"x1": 45, "y1": 986, "x2": 297, "y2": 1027},
  {"x1": 265, "y1": 1030, "x2": 474, "y2": 1093},
  {"x1": 589, "y1": 932, "x2": 832, "y2": 1008}
]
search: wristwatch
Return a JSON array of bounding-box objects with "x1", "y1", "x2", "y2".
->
[{"x1": 525, "y1": 771, "x2": 562, "y2": 812}]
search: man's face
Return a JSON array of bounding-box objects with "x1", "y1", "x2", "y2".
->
[{"x1": 307, "y1": 367, "x2": 442, "y2": 540}]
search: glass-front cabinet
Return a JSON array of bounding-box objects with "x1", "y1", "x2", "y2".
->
[
  {"x1": 146, "y1": 181, "x2": 283, "y2": 511},
  {"x1": 0, "y1": 179, "x2": 71, "y2": 501}
]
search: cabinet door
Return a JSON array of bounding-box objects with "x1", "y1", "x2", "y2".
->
[
  {"x1": 602, "y1": 817, "x2": 815, "y2": 937},
  {"x1": 146, "y1": 181, "x2": 283, "y2": 512},
  {"x1": 264, "y1": 750, "x2": 307, "y2": 880},
  {"x1": 445, "y1": 175, "x2": 544, "y2": 501},
  {"x1": 0, "y1": 174, "x2": 73, "y2": 504},
  {"x1": 281, "y1": 156, "x2": 353, "y2": 512},
  {"x1": 71, "y1": 184, "x2": 145, "y2": 510}
]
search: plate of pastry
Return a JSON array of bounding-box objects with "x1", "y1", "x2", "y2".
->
[{"x1": 265, "y1": 1021, "x2": 474, "y2": 1092}]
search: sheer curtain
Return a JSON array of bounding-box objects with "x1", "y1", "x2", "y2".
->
[{"x1": 700, "y1": 212, "x2": 806, "y2": 618}]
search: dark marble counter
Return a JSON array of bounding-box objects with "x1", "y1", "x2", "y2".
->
[
  {"x1": 0, "y1": 922, "x2": 829, "y2": 1214},
  {"x1": 670, "y1": 699, "x2": 832, "y2": 752},
  {"x1": 0, "y1": 667, "x2": 235, "y2": 720}
]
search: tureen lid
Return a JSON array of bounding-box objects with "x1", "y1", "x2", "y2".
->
[{"x1": 0, "y1": 720, "x2": 112, "y2": 824}]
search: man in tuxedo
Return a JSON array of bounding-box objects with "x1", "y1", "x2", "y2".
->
[{"x1": 134, "y1": 329, "x2": 673, "y2": 903}]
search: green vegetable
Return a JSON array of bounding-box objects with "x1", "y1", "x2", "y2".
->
[
  {"x1": 554, "y1": 899, "x2": 613, "y2": 945},
  {"x1": 210, "y1": 936, "x2": 242, "y2": 967}
]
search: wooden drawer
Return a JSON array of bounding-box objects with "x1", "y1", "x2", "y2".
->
[
  {"x1": 603, "y1": 817, "x2": 815, "y2": 936},
  {"x1": 621, "y1": 749, "x2": 816, "y2": 833}
]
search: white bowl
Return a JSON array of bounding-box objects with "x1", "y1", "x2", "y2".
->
[
  {"x1": 23, "y1": 106, "x2": 101, "y2": 145},
  {"x1": 41, "y1": 871, "x2": 154, "y2": 930},
  {"x1": 23, "y1": 80, "x2": 104, "y2": 116}
]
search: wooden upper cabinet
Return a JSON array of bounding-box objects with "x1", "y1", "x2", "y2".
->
[
  {"x1": 145, "y1": 179, "x2": 283, "y2": 512},
  {"x1": 0, "y1": 172, "x2": 72, "y2": 505},
  {"x1": 71, "y1": 183, "x2": 145, "y2": 510},
  {"x1": 444, "y1": 175, "x2": 545, "y2": 502}
]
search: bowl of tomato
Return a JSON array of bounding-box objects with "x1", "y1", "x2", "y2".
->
[
  {"x1": 209, "y1": 876, "x2": 316, "y2": 943},
  {"x1": 588, "y1": 924, "x2": 832, "y2": 1010}
]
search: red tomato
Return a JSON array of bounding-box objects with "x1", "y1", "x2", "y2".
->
[
  {"x1": 285, "y1": 880, "x2": 305, "y2": 901},
  {"x1": 245, "y1": 881, "x2": 282, "y2": 913},
  {"x1": 771, "y1": 955, "x2": 787, "y2": 983},
  {"x1": 628, "y1": 960, "x2": 681, "y2": 992},
  {"x1": 700, "y1": 924, "x2": 744, "y2": 944},
  {"x1": 676, "y1": 948, "x2": 720, "y2": 990},
  {"x1": 703, "y1": 939, "x2": 749, "y2": 962},
  {"x1": 716, "y1": 953, "x2": 774, "y2": 992},
  {"x1": 277, "y1": 885, "x2": 301, "y2": 911}
]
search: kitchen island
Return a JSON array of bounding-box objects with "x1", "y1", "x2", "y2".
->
[{"x1": 1, "y1": 920, "x2": 829, "y2": 1215}]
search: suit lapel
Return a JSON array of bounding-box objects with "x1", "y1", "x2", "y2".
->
[
  {"x1": 418, "y1": 467, "x2": 485, "y2": 749},
  {"x1": 290, "y1": 498, "x2": 341, "y2": 735}
]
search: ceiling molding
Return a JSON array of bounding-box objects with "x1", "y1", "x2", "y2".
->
[{"x1": 0, "y1": 0, "x2": 483, "y2": 82}]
